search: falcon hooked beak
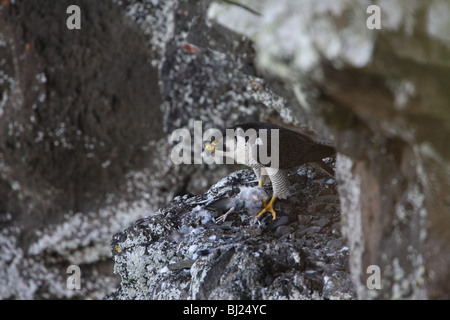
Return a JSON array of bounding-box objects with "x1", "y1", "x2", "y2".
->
[{"x1": 205, "y1": 140, "x2": 218, "y2": 154}]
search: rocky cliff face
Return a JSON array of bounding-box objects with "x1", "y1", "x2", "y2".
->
[
  {"x1": 109, "y1": 168, "x2": 354, "y2": 300},
  {"x1": 0, "y1": 0, "x2": 448, "y2": 299},
  {"x1": 205, "y1": 0, "x2": 450, "y2": 299}
]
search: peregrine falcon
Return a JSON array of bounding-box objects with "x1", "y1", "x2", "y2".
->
[{"x1": 205, "y1": 122, "x2": 335, "y2": 220}]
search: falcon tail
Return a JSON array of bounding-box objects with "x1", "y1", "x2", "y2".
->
[{"x1": 307, "y1": 144, "x2": 336, "y2": 177}]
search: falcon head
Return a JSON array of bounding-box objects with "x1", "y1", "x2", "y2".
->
[{"x1": 205, "y1": 126, "x2": 262, "y2": 166}]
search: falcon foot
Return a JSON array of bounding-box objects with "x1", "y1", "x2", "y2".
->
[{"x1": 255, "y1": 195, "x2": 278, "y2": 220}]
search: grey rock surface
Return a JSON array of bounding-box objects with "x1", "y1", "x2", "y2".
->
[
  {"x1": 0, "y1": 0, "x2": 259, "y2": 299},
  {"x1": 208, "y1": 0, "x2": 450, "y2": 299},
  {"x1": 109, "y1": 167, "x2": 355, "y2": 300}
]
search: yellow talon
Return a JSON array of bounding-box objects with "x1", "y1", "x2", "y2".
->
[{"x1": 255, "y1": 195, "x2": 278, "y2": 220}]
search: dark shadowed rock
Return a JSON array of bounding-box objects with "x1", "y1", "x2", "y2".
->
[{"x1": 0, "y1": 0, "x2": 164, "y2": 298}]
